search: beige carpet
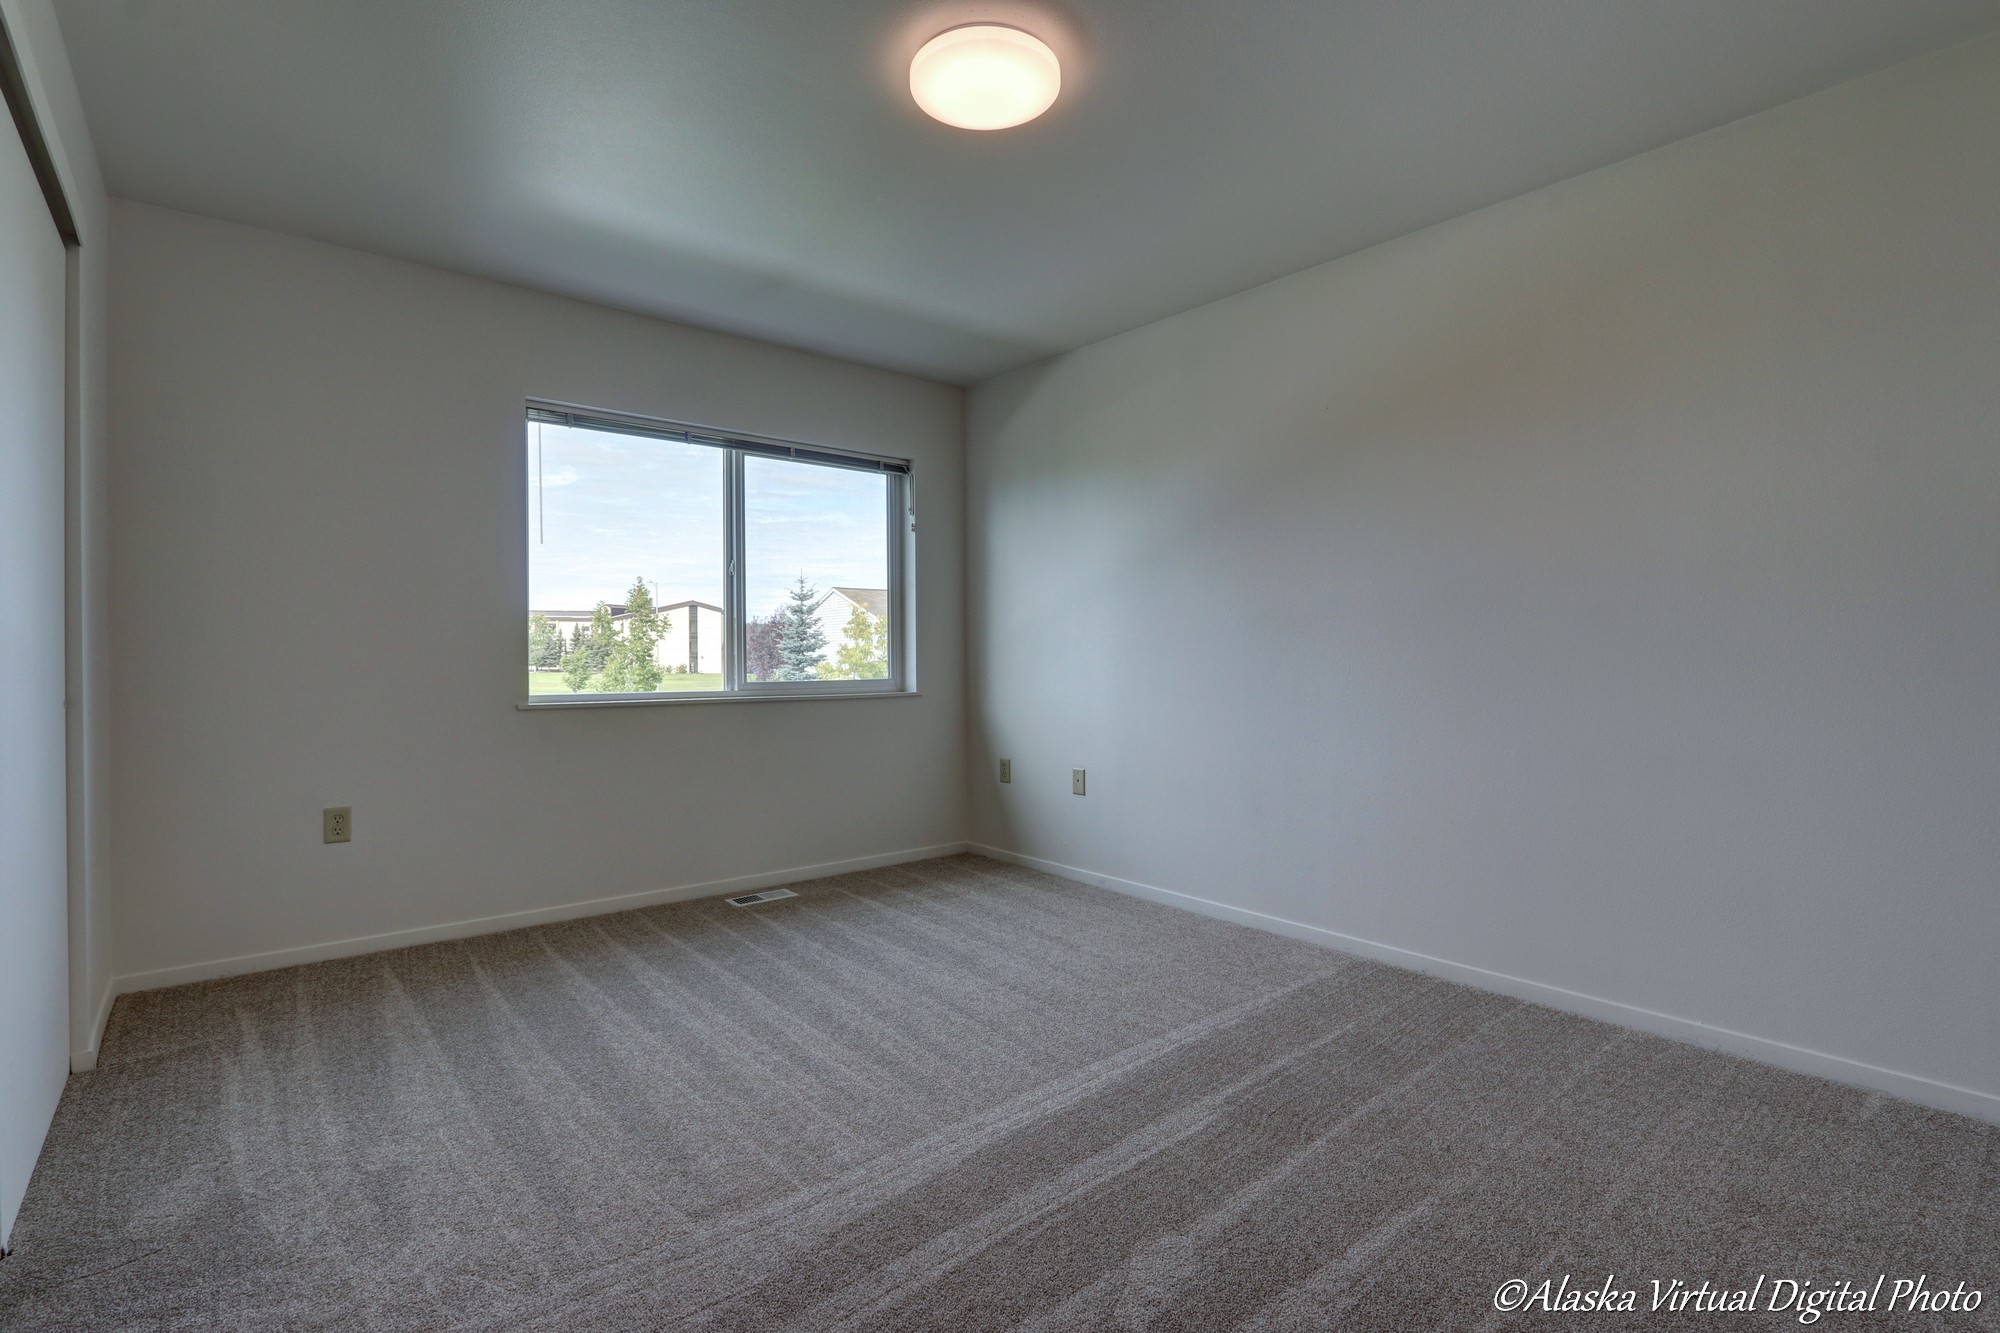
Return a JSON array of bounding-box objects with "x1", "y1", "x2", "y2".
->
[{"x1": 1, "y1": 854, "x2": 1994, "y2": 1330}]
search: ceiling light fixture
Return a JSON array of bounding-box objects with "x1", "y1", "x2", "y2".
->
[{"x1": 909, "y1": 24, "x2": 1061, "y2": 131}]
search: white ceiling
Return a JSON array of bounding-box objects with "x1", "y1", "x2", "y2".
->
[{"x1": 55, "y1": 0, "x2": 2000, "y2": 383}]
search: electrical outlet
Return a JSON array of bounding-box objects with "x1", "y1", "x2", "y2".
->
[
  {"x1": 999, "y1": 759, "x2": 1011, "y2": 783},
  {"x1": 1072, "y1": 769, "x2": 1086, "y2": 796},
  {"x1": 323, "y1": 807, "x2": 352, "y2": 844}
]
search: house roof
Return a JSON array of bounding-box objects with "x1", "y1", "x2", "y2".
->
[
  {"x1": 824, "y1": 587, "x2": 888, "y2": 619},
  {"x1": 534, "y1": 607, "x2": 623, "y2": 621},
  {"x1": 533, "y1": 600, "x2": 722, "y2": 621}
]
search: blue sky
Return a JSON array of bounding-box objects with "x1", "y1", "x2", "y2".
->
[{"x1": 528, "y1": 423, "x2": 887, "y2": 618}]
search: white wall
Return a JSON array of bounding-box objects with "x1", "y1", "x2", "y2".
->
[
  {"x1": 110, "y1": 202, "x2": 966, "y2": 986},
  {"x1": 968, "y1": 34, "x2": 2000, "y2": 1120}
]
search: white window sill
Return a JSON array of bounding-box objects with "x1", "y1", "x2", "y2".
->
[{"x1": 518, "y1": 689, "x2": 920, "y2": 710}]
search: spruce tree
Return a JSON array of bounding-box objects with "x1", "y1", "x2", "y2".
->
[{"x1": 775, "y1": 576, "x2": 828, "y2": 681}]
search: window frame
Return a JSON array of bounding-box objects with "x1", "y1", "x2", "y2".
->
[{"x1": 521, "y1": 399, "x2": 914, "y2": 708}]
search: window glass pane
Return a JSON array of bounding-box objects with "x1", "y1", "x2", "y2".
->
[
  {"x1": 743, "y1": 455, "x2": 891, "y2": 684},
  {"x1": 527, "y1": 421, "x2": 726, "y2": 695}
]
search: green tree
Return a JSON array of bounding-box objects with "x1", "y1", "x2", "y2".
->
[
  {"x1": 775, "y1": 575, "x2": 828, "y2": 681},
  {"x1": 819, "y1": 605, "x2": 888, "y2": 679},
  {"x1": 595, "y1": 577, "x2": 668, "y2": 693},
  {"x1": 560, "y1": 603, "x2": 616, "y2": 692},
  {"x1": 745, "y1": 613, "x2": 782, "y2": 681},
  {"x1": 528, "y1": 613, "x2": 563, "y2": 670}
]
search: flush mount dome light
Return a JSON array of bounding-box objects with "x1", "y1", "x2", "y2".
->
[{"x1": 909, "y1": 24, "x2": 1061, "y2": 130}]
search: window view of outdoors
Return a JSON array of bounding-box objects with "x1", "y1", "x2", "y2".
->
[
  {"x1": 528, "y1": 420, "x2": 725, "y2": 695},
  {"x1": 743, "y1": 455, "x2": 892, "y2": 684},
  {"x1": 527, "y1": 418, "x2": 895, "y2": 696}
]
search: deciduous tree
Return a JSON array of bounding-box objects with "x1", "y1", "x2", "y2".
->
[
  {"x1": 596, "y1": 577, "x2": 668, "y2": 693},
  {"x1": 819, "y1": 605, "x2": 888, "y2": 679},
  {"x1": 528, "y1": 613, "x2": 563, "y2": 670},
  {"x1": 561, "y1": 603, "x2": 616, "y2": 692},
  {"x1": 746, "y1": 613, "x2": 783, "y2": 681}
]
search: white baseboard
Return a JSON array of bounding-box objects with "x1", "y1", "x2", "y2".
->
[
  {"x1": 68, "y1": 975, "x2": 116, "y2": 1073},
  {"x1": 112, "y1": 842, "x2": 972, "y2": 997},
  {"x1": 971, "y1": 844, "x2": 2000, "y2": 1126}
]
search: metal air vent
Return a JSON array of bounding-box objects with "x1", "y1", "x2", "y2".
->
[{"x1": 726, "y1": 888, "x2": 798, "y2": 907}]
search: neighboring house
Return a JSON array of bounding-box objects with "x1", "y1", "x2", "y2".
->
[
  {"x1": 812, "y1": 587, "x2": 888, "y2": 657},
  {"x1": 533, "y1": 599, "x2": 724, "y2": 674},
  {"x1": 656, "y1": 600, "x2": 724, "y2": 673}
]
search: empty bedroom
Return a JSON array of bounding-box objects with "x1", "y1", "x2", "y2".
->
[{"x1": 1, "y1": 0, "x2": 1996, "y2": 1327}]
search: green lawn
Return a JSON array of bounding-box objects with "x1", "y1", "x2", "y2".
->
[{"x1": 529, "y1": 672, "x2": 724, "y2": 696}]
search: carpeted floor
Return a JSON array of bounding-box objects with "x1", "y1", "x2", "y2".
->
[{"x1": 1, "y1": 854, "x2": 1994, "y2": 1330}]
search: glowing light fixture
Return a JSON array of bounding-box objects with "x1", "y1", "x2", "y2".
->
[{"x1": 909, "y1": 24, "x2": 1061, "y2": 130}]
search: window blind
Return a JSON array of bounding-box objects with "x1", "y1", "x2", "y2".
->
[{"x1": 527, "y1": 403, "x2": 911, "y2": 476}]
